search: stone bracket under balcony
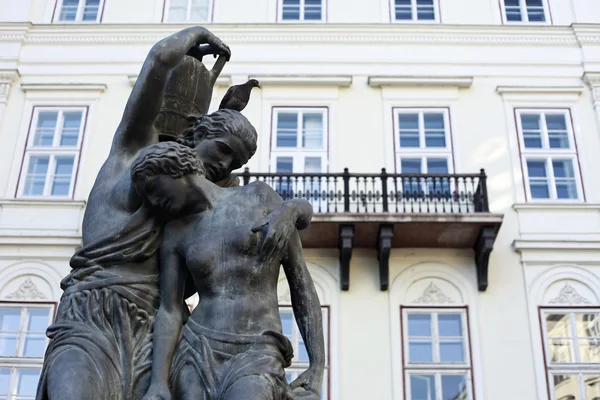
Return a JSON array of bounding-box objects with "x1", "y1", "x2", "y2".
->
[{"x1": 300, "y1": 213, "x2": 503, "y2": 292}]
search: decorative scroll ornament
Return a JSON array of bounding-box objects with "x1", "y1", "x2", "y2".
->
[
  {"x1": 413, "y1": 282, "x2": 454, "y2": 304},
  {"x1": 6, "y1": 278, "x2": 46, "y2": 300},
  {"x1": 549, "y1": 283, "x2": 591, "y2": 305}
]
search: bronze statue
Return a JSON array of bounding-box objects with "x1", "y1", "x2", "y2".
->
[{"x1": 36, "y1": 26, "x2": 324, "y2": 400}]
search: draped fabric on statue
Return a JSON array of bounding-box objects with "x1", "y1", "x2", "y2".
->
[{"x1": 36, "y1": 206, "x2": 165, "y2": 400}]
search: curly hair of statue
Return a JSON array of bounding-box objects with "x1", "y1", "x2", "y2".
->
[
  {"x1": 130, "y1": 141, "x2": 205, "y2": 185},
  {"x1": 177, "y1": 109, "x2": 258, "y2": 167}
]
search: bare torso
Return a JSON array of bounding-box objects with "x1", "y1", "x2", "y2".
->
[{"x1": 167, "y1": 181, "x2": 285, "y2": 334}]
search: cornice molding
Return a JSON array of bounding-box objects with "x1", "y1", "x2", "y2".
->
[
  {"x1": 128, "y1": 74, "x2": 231, "y2": 87},
  {"x1": 496, "y1": 85, "x2": 585, "y2": 95},
  {"x1": 513, "y1": 202, "x2": 600, "y2": 211},
  {"x1": 0, "y1": 199, "x2": 86, "y2": 207},
  {"x1": 249, "y1": 75, "x2": 352, "y2": 87},
  {"x1": 0, "y1": 23, "x2": 579, "y2": 47},
  {"x1": 20, "y1": 83, "x2": 107, "y2": 92},
  {"x1": 513, "y1": 239, "x2": 600, "y2": 251},
  {"x1": 368, "y1": 76, "x2": 473, "y2": 88}
]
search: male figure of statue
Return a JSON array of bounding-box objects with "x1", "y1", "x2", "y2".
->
[{"x1": 35, "y1": 27, "x2": 270, "y2": 400}]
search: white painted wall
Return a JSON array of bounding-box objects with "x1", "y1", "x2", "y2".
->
[{"x1": 1, "y1": 1, "x2": 600, "y2": 400}]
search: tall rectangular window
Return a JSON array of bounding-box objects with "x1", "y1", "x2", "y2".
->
[
  {"x1": 541, "y1": 309, "x2": 600, "y2": 400},
  {"x1": 164, "y1": 0, "x2": 212, "y2": 22},
  {"x1": 516, "y1": 109, "x2": 582, "y2": 201},
  {"x1": 502, "y1": 0, "x2": 548, "y2": 23},
  {"x1": 17, "y1": 107, "x2": 87, "y2": 198},
  {"x1": 55, "y1": 0, "x2": 104, "y2": 22},
  {"x1": 271, "y1": 108, "x2": 327, "y2": 203},
  {"x1": 280, "y1": 306, "x2": 329, "y2": 399},
  {"x1": 280, "y1": 0, "x2": 324, "y2": 22},
  {"x1": 402, "y1": 308, "x2": 474, "y2": 400},
  {"x1": 0, "y1": 304, "x2": 54, "y2": 400},
  {"x1": 392, "y1": 0, "x2": 438, "y2": 22}
]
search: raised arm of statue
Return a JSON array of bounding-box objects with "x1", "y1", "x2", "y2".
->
[
  {"x1": 143, "y1": 234, "x2": 187, "y2": 400},
  {"x1": 282, "y1": 231, "x2": 325, "y2": 398},
  {"x1": 113, "y1": 26, "x2": 231, "y2": 157}
]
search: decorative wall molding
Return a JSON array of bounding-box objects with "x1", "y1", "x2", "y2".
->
[
  {"x1": 412, "y1": 282, "x2": 455, "y2": 304},
  {"x1": 20, "y1": 83, "x2": 107, "y2": 92},
  {"x1": 249, "y1": 75, "x2": 352, "y2": 87},
  {"x1": 5, "y1": 278, "x2": 46, "y2": 300},
  {"x1": 496, "y1": 85, "x2": 585, "y2": 95},
  {"x1": 0, "y1": 70, "x2": 19, "y2": 101},
  {"x1": 548, "y1": 283, "x2": 592, "y2": 305},
  {"x1": 368, "y1": 76, "x2": 473, "y2": 88}
]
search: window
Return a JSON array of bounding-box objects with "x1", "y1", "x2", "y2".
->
[
  {"x1": 55, "y1": 0, "x2": 103, "y2": 22},
  {"x1": 17, "y1": 107, "x2": 87, "y2": 198},
  {"x1": 280, "y1": 307, "x2": 329, "y2": 399},
  {"x1": 0, "y1": 304, "x2": 54, "y2": 400},
  {"x1": 502, "y1": 0, "x2": 548, "y2": 23},
  {"x1": 402, "y1": 308, "x2": 474, "y2": 400},
  {"x1": 394, "y1": 109, "x2": 453, "y2": 196},
  {"x1": 392, "y1": 0, "x2": 438, "y2": 22},
  {"x1": 516, "y1": 109, "x2": 582, "y2": 201},
  {"x1": 279, "y1": 0, "x2": 324, "y2": 22},
  {"x1": 541, "y1": 309, "x2": 600, "y2": 400},
  {"x1": 271, "y1": 108, "x2": 328, "y2": 202},
  {"x1": 164, "y1": 0, "x2": 212, "y2": 22}
]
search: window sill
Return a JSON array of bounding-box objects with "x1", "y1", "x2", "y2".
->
[
  {"x1": 513, "y1": 202, "x2": 595, "y2": 210},
  {"x1": 3, "y1": 198, "x2": 86, "y2": 207}
]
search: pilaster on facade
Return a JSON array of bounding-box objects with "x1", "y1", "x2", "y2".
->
[
  {"x1": 0, "y1": 70, "x2": 19, "y2": 126},
  {"x1": 584, "y1": 72, "x2": 600, "y2": 132}
]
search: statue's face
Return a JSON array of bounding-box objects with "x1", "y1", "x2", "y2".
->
[
  {"x1": 195, "y1": 135, "x2": 245, "y2": 182},
  {"x1": 143, "y1": 174, "x2": 190, "y2": 217}
]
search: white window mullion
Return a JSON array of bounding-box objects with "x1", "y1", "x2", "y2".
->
[
  {"x1": 412, "y1": 0, "x2": 417, "y2": 21},
  {"x1": 546, "y1": 157, "x2": 558, "y2": 200},
  {"x1": 418, "y1": 111, "x2": 425, "y2": 149},
  {"x1": 540, "y1": 111, "x2": 549, "y2": 149},
  {"x1": 187, "y1": 0, "x2": 192, "y2": 21},
  {"x1": 296, "y1": 112, "x2": 302, "y2": 150},
  {"x1": 520, "y1": 0, "x2": 528, "y2": 22},
  {"x1": 76, "y1": 0, "x2": 85, "y2": 22}
]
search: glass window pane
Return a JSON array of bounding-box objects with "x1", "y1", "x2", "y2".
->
[
  {"x1": 408, "y1": 314, "x2": 431, "y2": 336},
  {"x1": 275, "y1": 157, "x2": 293, "y2": 197},
  {"x1": 526, "y1": 0, "x2": 543, "y2": 5},
  {"x1": 549, "y1": 340, "x2": 574, "y2": 363},
  {"x1": 417, "y1": 7, "x2": 435, "y2": 20},
  {"x1": 282, "y1": 0, "x2": 301, "y2": 21},
  {"x1": 34, "y1": 111, "x2": 58, "y2": 146},
  {"x1": 527, "y1": 160, "x2": 550, "y2": 199},
  {"x1": 527, "y1": 8, "x2": 545, "y2": 22},
  {"x1": 190, "y1": 0, "x2": 209, "y2": 20},
  {"x1": 438, "y1": 314, "x2": 462, "y2": 336},
  {"x1": 298, "y1": 341, "x2": 309, "y2": 361},
  {"x1": 302, "y1": 113, "x2": 323, "y2": 149},
  {"x1": 520, "y1": 114, "x2": 542, "y2": 148},
  {"x1": 280, "y1": 311, "x2": 293, "y2": 334},
  {"x1": 441, "y1": 374, "x2": 468, "y2": 400},
  {"x1": 552, "y1": 374, "x2": 580, "y2": 400},
  {"x1": 409, "y1": 341, "x2": 433, "y2": 362},
  {"x1": 16, "y1": 369, "x2": 40, "y2": 395},
  {"x1": 440, "y1": 340, "x2": 465, "y2": 362},
  {"x1": 22, "y1": 335, "x2": 46, "y2": 357},
  {"x1": 60, "y1": 111, "x2": 83, "y2": 146},
  {"x1": 304, "y1": 157, "x2": 321, "y2": 173},
  {"x1": 27, "y1": 309, "x2": 50, "y2": 333},
  {"x1": 0, "y1": 368, "x2": 9, "y2": 396},
  {"x1": 546, "y1": 314, "x2": 571, "y2": 338},
  {"x1": 401, "y1": 159, "x2": 422, "y2": 174},
  {"x1": 82, "y1": 0, "x2": 99, "y2": 21},
  {"x1": 168, "y1": 0, "x2": 188, "y2": 21},
  {"x1": 51, "y1": 156, "x2": 74, "y2": 196},
  {"x1": 0, "y1": 308, "x2": 20, "y2": 357},
  {"x1": 575, "y1": 313, "x2": 600, "y2": 338},
  {"x1": 276, "y1": 113, "x2": 298, "y2": 147},
  {"x1": 506, "y1": 8, "x2": 522, "y2": 21},
  {"x1": 399, "y1": 113, "x2": 419, "y2": 130},
  {"x1": 583, "y1": 375, "x2": 600, "y2": 400},
  {"x1": 304, "y1": 8, "x2": 322, "y2": 20},
  {"x1": 579, "y1": 339, "x2": 600, "y2": 363},
  {"x1": 426, "y1": 159, "x2": 448, "y2": 174},
  {"x1": 410, "y1": 375, "x2": 436, "y2": 400},
  {"x1": 552, "y1": 160, "x2": 574, "y2": 179},
  {"x1": 276, "y1": 157, "x2": 293, "y2": 173},
  {"x1": 59, "y1": 0, "x2": 79, "y2": 21}
]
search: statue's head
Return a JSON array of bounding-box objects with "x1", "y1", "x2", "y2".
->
[
  {"x1": 131, "y1": 141, "x2": 205, "y2": 217},
  {"x1": 177, "y1": 109, "x2": 258, "y2": 182}
]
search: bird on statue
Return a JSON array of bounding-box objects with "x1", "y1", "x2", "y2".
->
[{"x1": 219, "y1": 79, "x2": 261, "y2": 112}]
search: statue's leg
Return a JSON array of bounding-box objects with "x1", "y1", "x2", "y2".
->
[
  {"x1": 46, "y1": 348, "x2": 106, "y2": 400},
  {"x1": 222, "y1": 375, "x2": 275, "y2": 400},
  {"x1": 173, "y1": 363, "x2": 206, "y2": 400}
]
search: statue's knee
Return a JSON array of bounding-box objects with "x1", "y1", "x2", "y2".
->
[{"x1": 223, "y1": 375, "x2": 275, "y2": 400}]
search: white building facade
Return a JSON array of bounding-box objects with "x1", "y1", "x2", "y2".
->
[{"x1": 1, "y1": 0, "x2": 600, "y2": 399}]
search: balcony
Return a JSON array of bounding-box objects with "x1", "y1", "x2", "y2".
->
[{"x1": 241, "y1": 168, "x2": 503, "y2": 292}]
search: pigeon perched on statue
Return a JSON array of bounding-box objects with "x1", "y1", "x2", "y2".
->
[{"x1": 219, "y1": 79, "x2": 261, "y2": 112}]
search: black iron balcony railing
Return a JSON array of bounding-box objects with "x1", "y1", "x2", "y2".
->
[{"x1": 241, "y1": 168, "x2": 489, "y2": 214}]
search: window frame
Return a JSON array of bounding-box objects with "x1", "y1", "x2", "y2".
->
[
  {"x1": 390, "y1": 0, "x2": 441, "y2": 23},
  {"x1": 270, "y1": 107, "x2": 329, "y2": 173},
  {"x1": 16, "y1": 106, "x2": 88, "y2": 200},
  {"x1": 279, "y1": 305, "x2": 330, "y2": 400},
  {"x1": 53, "y1": 0, "x2": 105, "y2": 23},
  {"x1": 393, "y1": 107, "x2": 454, "y2": 175},
  {"x1": 401, "y1": 306, "x2": 475, "y2": 400},
  {"x1": 0, "y1": 301, "x2": 56, "y2": 400},
  {"x1": 277, "y1": 0, "x2": 326, "y2": 23},
  {"x1": 499, "y1": 0, "x2": 551, "y2": 24},
  {"x1": 540, "y1": 307, "x2": 600, "y2": 400},
  {"x1": 162, "y1": 0, "x2": 213, "y2": 23},
  {"x1": 515, "y1": 108, "x2": 584, "y2": 202}
]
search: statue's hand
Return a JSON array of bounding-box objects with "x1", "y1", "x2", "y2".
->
[
  {"x1": 289, "y1": 368, "x2": 323, "y2": 399},
  {"x1": 251, "y1": 205, "x2": 296, "y2": 261},
  {"x1": 142, "y1": 384, "x2": 171, "y2": 400}
]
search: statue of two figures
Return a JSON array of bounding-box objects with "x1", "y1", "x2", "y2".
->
[{"x1": 35, "y1": 27, "x2": 325, "y2": 400}]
